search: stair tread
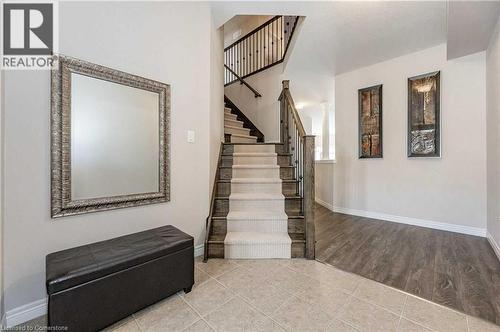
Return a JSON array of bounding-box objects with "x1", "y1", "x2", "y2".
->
[
  {"x1": 208, "y1": 234, "x2": 225, "y2": 242},
  {"x1": 225, "y1": 232, "x2": 292, "y2": 244},
  {"x1": 224, "y1": 142, "x2": 282, "y2": 145},
  {"x1": 225, "y1": 118, "x2": 243, "y2": 123},
  {"x1": 224, "y1": 124, "x2": 248, "y2": 130},
  {"x1": 209, "y1": 232, "x2": 304, "y2": 243},
  {"x1": 290, "y1": 233, "x2": 306, "y2": 242},
  {"x1": 231, "y1": 178, "x2": 282, "y2": 183},
  {"x1": 232, "y1": 164, "x2": 279, "y2": 169},
  {"x1": 212, "y1": 214, "x2": 303, "y2": 220},
  {"x1": 233, "y1": 152, "x2": 277, "y2": 157},
  {"x1": 227, "y1": 211, "x2": 288, "y2": 220},
  {"x1": 230, "y1": 133, "x2": 258, "y2": 139},
  {"x1": 229, "y1": 193, "x2": 285, "y2": 200},
  {"x1": 217, "y1": 178, "x2": 299, "y2": 183},
  {"x1": 216, "y1": 194, "x2": 301, "y2": 199}
]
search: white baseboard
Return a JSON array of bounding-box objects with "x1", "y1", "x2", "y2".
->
[
  {"x1": 487, "y1": 231, "x2": 500, "y2": 262},
  {"x1": 7, "y1": 245, "x2": 206, "y2": 327},
  {"x1": 316, "y1": 200, "x2": 486, "y2": 237},
  {"x1": 194, "y1": 244, "x2": 204, "y2": 257},
  {"x1": 315, "y1": 198, "x2": 334, "y2": 211},
  {"x1": 5, "y1": 298, "x2": 47, "y2": 328}
]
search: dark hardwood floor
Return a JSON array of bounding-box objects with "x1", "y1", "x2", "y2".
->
[{"x1": 314, "y1": 204, "x2": 500, "y2": 325}]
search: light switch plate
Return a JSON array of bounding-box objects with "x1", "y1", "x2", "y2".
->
[{"x1": 187, "y1": 130, "x2": 195, "y2": 143}]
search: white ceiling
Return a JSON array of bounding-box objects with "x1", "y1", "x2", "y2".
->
[
  {"x1": 212, "y1": 1, "x2": 447, "y2": 75},
  {"x1": 447, "y1": 1, "x2": 500, "y2": 59},
  {"x1": 213, "y1": 1, "x2": 499, "y2": 112}
]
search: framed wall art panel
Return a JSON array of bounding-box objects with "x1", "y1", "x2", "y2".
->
[
  {"x1": 358, "y1": 84, "x2": 383, "y2": 158},
  {"x1": 408, "y1": 71, "x2": 440, "y2": 157}
]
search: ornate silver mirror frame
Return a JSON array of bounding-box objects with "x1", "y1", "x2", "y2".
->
[{"x1": 51, "y1": 55, "x2": 170, "y2": 217}]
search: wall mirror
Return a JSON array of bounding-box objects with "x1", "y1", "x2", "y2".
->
[{"x1": 51, "y1": 55, "x2": 170, "y2": 217}]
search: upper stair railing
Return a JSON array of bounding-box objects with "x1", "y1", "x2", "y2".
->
[
  {"x1": 224, "y1": 65, "x2": 262, "y2": 98},
  {"x1": 224, "y1": 16, "x2": 299, "y2": 86},
  {"x1": 278, "y1": 80, "x2": 315, "y2": 259}
]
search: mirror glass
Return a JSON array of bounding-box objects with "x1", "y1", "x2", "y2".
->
[{"x1": 70, "y1": 73, "x2": 160, "y2": 200}]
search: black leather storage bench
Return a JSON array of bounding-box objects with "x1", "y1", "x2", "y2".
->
[{"x1": 46, "y1": 225, "x2": 194, "y2": 332}]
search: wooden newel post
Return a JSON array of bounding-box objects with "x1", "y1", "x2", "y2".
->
[
  {"x1": 303, "y1": 135, "x2": 315, "y2": 259},
  {"x1": 280, "y1": 80, "x2": 290, "y2": 151}
]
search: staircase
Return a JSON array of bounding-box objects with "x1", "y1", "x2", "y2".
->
[
  {"x1": 205, "y1": 83, "x2": 314, "y2": 260},
  {"x1": 205, "y1": 140, "x2": 306, "y2": 259},
  {"x1": 225, "y1": 143, "x2": 291, "y2": 258},
  {"x1": 204, "y1": 16, "x2": 313, "y2": 260},
  {"x1": 224, "y1": 108, "x2": 258, "y2": 143}
]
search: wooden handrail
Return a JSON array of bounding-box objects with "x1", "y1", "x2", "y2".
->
[
  {"x1": 279, "y1": 81, "x2": 306, "y2": 137},
  {"x1": 278, "y1": 80, "x2": 315, "y2": 259},
  {"x1": 224, "y1": 64, "x2": 262, "y2": 98},
  {"x1": 204, "y1": 142, "x2": 224, "y2": 262}
]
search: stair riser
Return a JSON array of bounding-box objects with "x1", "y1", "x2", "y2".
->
[
  {"x1": 210, "y1": 217, "x2": 304, "y2": 235},
  {"x1": 211, "y1": 219, "x2": 227, "y2": 235},
  {"x1": 283, "y1": 182, "x2": 299, "y2": 195},
  {"x1": 233, "y1": 156, "x2": 277, "y2": 165},
  {"x1": 223, "y1": 144, "x2": 235, "y2": 154},
  {"x1": 223, "y1": 155, "x2": 290, "y2": 167},
  {"x1": 225, "y1": 119, "x2": 244, "y2": 128},
  {"x1": 214, "y1": 199, "x2": 229, "y2": 216},
  {"x1": 223, "y1": 144, "x2": 284, "y2": 154},
  {"x1": 278, "y1": 155, "x2": 292, "y2": 166},
  {"x1": 208, "y1": 243, "x2": 224, "y2": 258},
  {"x1": 280, "y1": 167, "x2": 294, "y2": 180},
  {"x1": 231, "y1": 182, "x2": 282, "y2": 194},
  {"x1": 219, "y1": 168, "x2": 232, "y2": 180},
  {"x1": 231, "y1": 136, "x2": 258, "y2": 144},
  {"x1": 225, "y1": 126, "x2": 251, "y2": 136},
  {"x1": 227, "y1": 219, "x2": 288, "y2": 233},
  {"x1": 224, "y1": 113, "x2": 238, "y2": 121},
  {"x1": 234, "y1": 145, "x2": 275, "y2": 153},
  {"x1": 217, "y1": 182, "x2": 231, "y2": 196},
  {"x1": 217, "y1": 181, "x2": 296, "y2": 196},
  {"x1": 292, "y1": 242, "x2": 305, "y2": 258},
  {"x1": 219, "y1": 167, "x2": 294, "y2": 180},
  {"x1": 214, "y1": 198, "x2": 301, "y2": 215},
  {"x1": 221, "y1": 156, "x2": 233, "y2": 167},
  {"x1": 229, "y1": 199, "x2": 285, "y2": 212},
  {"x1": 285, "y1": 199, "x2": 302, "y2": 213},
  {"x1": 225, "y1": 243, "x2": 291, "y2": 259},
  {"x1": 288, "y1": 217, "x2": 305, "y2": 234},
  {"x1": 232, "y1": 168, "x2": 279, "y2": 178}
]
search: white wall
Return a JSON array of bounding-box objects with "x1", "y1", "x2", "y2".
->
[
  {"x1": 315, "y1": 162, "x2": 334, "y2": 209},
  {"x1": 1, "y1": 69, "x2": 4, "y2": 325},
  {"x1": 224, "y1": 64, "x2": 335, "y2": 143},
  {"x1": 210, "y1": 20, "x2": 225, "y2": 190},
  {"x1": 223, "y1": 15, "x2": 273, "y2": 48},
  {"x1": 334, "y1": 44, "x2": 487, "y2": 234},
  {"x1": 225, "y1": 64, "x2": 283, "y2": 142},
  {"x1": 2, "y1": 1, "x2": 222, "y2": 317},
  {"x1": 486, "y1": 15, "x2": 500, "y2": 254}
]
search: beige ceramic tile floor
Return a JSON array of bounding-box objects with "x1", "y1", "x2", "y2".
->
[{"x1": 13, "y1": 259, "x2": 500, "y2": 332}]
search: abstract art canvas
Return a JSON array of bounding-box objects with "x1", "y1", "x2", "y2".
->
[
  {"x1": 408, "y1": 71, "x2": 440, "y2": 157},
  {"x1": 359, "y1": 84, "x2": 382, "y2": 158}
]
